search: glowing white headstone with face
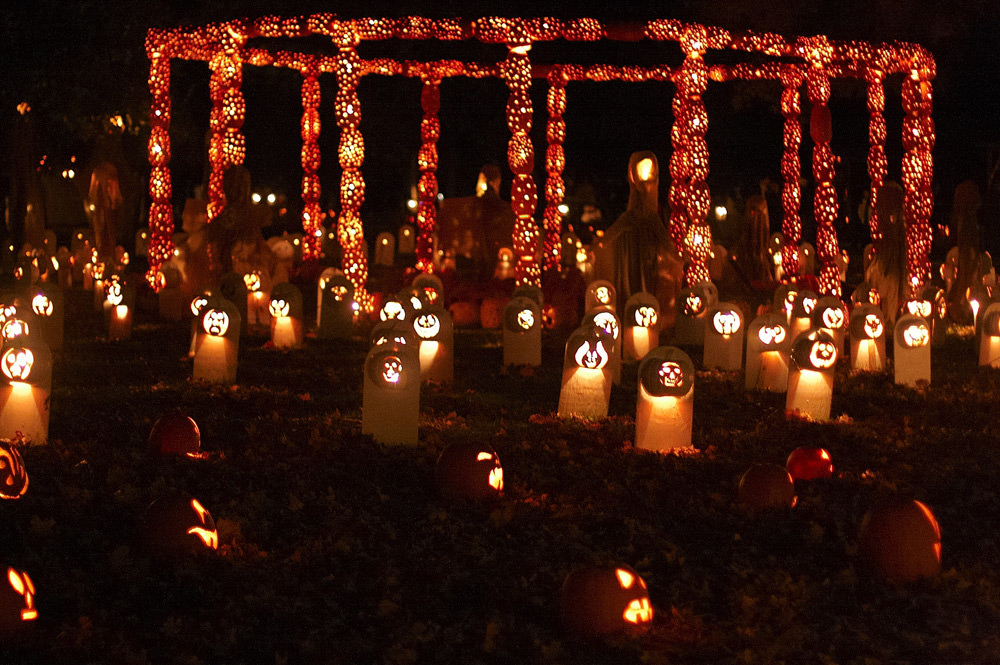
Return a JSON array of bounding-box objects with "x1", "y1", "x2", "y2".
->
[{"x1": 635, "y1": 346, "x2": 694, "y2": 452}]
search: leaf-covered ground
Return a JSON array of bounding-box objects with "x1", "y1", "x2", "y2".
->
[{"x1": 4, "y1": 284, "x2": 1000, "y2": 665}]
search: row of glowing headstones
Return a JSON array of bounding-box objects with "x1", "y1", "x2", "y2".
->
[{"x1": 0, "y1": 411, "x2": 943, "y2": 638}]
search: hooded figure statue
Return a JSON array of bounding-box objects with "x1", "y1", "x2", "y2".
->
[
  {"x1": 205, "y1": 165, "x2": 273, "y2": 278},
  {"x1": 594, "y1": 151, "x2": 682, "y2": 322},
  {"x1": 864, "y1": 181, "x2": 907, "y2": 326}
]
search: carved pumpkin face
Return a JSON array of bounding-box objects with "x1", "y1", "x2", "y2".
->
[
  {"x1": 190, "y1": 296, "x2": 209, "y2": 317},
  {"x1": 639, "y1": 348, "x2": 695, "y2": 397},
  {"x1": 268, "y1": 298, "x2": 290, "y2": 318},
  {"x1": 106, "y1": 281, "x2": 124, "y2": 306},
  {"x1": 863, "y1": 314, "x2": 884, "y2": 339},
  {"x1": 1, "y1": 567, "x2": 37, "y2": 628},
  {"x1": 791, "y1": 329, "x2": 837, "y2": 371},
  {"x1": 783, "y1": 289, "x2": 798, "y2": 316},
  {"x1": 820, "y1": 306, "x2": 845, "y2": 329},
  {"x1": 2, "y1": 319, "x2": 29, "y2": 341},
  {"x1": 243, "y1": 272, "x2": 261, "y2": 292},
  {"x1": 516, "y1": 308, "x2": 534, "y2": 330},
  {"x1": 574, "y1": 337, "x2": 610, "y2": 369},
  {"x1": 684, "y1": 293, "x2": 704, "y2": 316},
  {"x1": 560, "y1": 564, "x2": 654, "y2": 637},
  {"x1": 540, "y1": 304, "x2": 557, "y2": 329},
  {"x1": 905, "y1": 299, "x2": 932, "y2": 318},
  {"x1": 808, "y1": 339, "x2": 837, "y2": 369},
  {"x1": 0, "y1": 440, "x2": 28, "y2": 499},
  {"x1": 757, "y1": 324, "x2": 787, "y2": 347},
  {"x1": 30, "y1": 294, "x2": 52, "y2": 318},
  {"x1": 381, "y1": 356, "x2": 403, "y2": 385},
  {"x1": 658, "y1": 361, "x2": 685, "y2": 388},
  {"x1": 591, "y1": 311, "x2": 620, "y2": 340},
  {"x1": 141, "y1": 493, "x2": 219, "y2": 559},
  {"x1": 435, "y1": 442, "x2": 504, "y2": 499},
  {"x1": 380, "y1": 299, "x2": 406, "y2": 322},
  {"x1": 148, "y1": 410, "x2": 201, "y2": 458},
  {"x1": 1, "y1": 348, "x2": 33, "y2": 382},
  {"x1": 634, "y1": 306, "x2": 658, "y2": 328},
  {"x1": 414, "y1": 313, "x2": 441, "y2": 340},
  {"x1": 202, "y1": 309, "x2": 230, "y2": 337},
  {"x1": 594, "y1": 285, "x2": 611, "y2": 305},
  {"x1": 712, "y1": 309, "x2": 741, "y2": 336},
  {"x1": 901, "y1": 322, "x2": 930, "y2": 347}
]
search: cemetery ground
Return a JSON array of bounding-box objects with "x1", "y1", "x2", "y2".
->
[{"x1": 4, "y1": 283, "x2": 1000, "y2": 665}]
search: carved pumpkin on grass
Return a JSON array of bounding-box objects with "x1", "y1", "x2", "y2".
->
[
  {"x1": 140, "y1": 492, "x2": 219, "y2": 559},
  {"x1": 435, "y1": 442, "x2": 504, "y2": 499},
  {"x1": 561, "y1": 564, "x2": 654, "y2": 637},
  {"x1": 0, "y1": 567, "x2": 37, "y2": 634},
  {"x1": 149, "y1": 409, "x2": 202, "y2": 458},
  {"x1": 0, "y1": 439, "x2": 28, "y2": 499}
]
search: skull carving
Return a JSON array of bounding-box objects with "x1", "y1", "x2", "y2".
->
[
  {"x1": 863, "y1": 314, "x2": 884, "y2": 339},
  {"x1": 202, "y1": 310, "x2": 230, "y2": 337},
  {"x1": 639, "y1": 347, "x2": 694, "y2": 397},
  {"x1": 1, "y1": 348, "x2": 33, "y2": 381},
  {"x1": 381, "y1": 356, "x2": 403, "y2": 385},
  {"x1": 243, "y1": 271, "x2": 262, "y2": 292},
  {"x1": 684, "y1": 293, "x2": 704, "y2": 316},
  {"x1": 594, "y1": 286, "x2": 611, "y2": 305},
  {"x1": 658, "y1": 361, "x2": 685, "y2": 388},
  {"x1": 712, "y1": 309, "x2": 741, "y2": 336}
]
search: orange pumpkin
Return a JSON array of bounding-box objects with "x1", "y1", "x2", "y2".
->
[
  {"x1": 435, "y1": 442, "x2": 504, "y2": 499},
  {"x1": 858, "y1": 497, "x2": 941, "y2": 583},
  {"x1": 738, "y1": 463, "x2": 797, "y2": 511},
  {"x1": 148, "y1": 409, "x2": 202, "y2": 458},
  {"x1": 561, "y1": 564, "x2": 654, "y2": 637}
]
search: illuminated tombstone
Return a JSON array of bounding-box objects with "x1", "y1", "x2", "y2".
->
[
  {"x1": 502, "y1": 296, "x2": 542, "y2": 367},
  {"x1": 27, "y1": 283, "x2": 63, "y2": 351},
  {"x1": 674, "y1": 281, "x2": 718, "y2": 346},
  {"x1": 635, "y1": 346, "x2": 695, "y2": 452},
  {"x1": 413, "y1": 305, "x2": 454, "y2": 385},
  {"x1": 585, "y1": 280, "x2": 616, "y2": 312},
  {"x1": 858, "y1": 497, "x2": 941, "y2": 584},
  {"x1": 362, "y1": 342, "x2": 420, "y2": 446},
  {"x1": 797, "y1": 241, "x2": 817, "y2": 277},
  {"x1": 243, "y1": 269, "x2": 272, "y2": 329},
  {"x1": 192, "y1": 296, "x2": 240, "y2": 384},
  {"x1": 397, "y1": 223, "x2": 416, "y2": 256},
  {"x1": 0, "y1": 337, "x2": 52, "y2": 444},
  {"x1": 619, "y1": 292, "x2": 658, "y2": 363},
  {"x1": 511, "y1": 283, "x2": 544, "y2": 309},
  {"x1": 811, "y1": 296, "x2": 848, "y2": 357},
  {"x1": 745, "y1": 312, "x2": 791, "y2": 392},
  {"x1": 788, "y1": 289, "x2": 819, "y2": 341},
  {"x1": 0, "y1": 566, "x2": 38, "y2": 634},
  {"x1": 894, "y1": 314, "x2": 931, "y2": 386},
  {"x1": 374, "y1": 232, "x2": 395, "y2": 267},
  {"x1": 561, "y1": 564, "x2": 654, "y2": 637},
  {"x1": 140, "y1": 492, "x2": 219, "y2": 559},
  {"x1": 494, "y1": 247, "x2": 515, "y2": 280},
  {"x1": 557, "y1": 326, "x2": 613, "y2": 420},
  {"x1": 704, "y1": 303, "x2": 745, "y2": 371},
  {"x1": 369, "y1": 319, "x2": 416, "y2": 349},
  {"x1": 849, "y1": 304, "x2": 887, "y2": 372},
  {"x1": 977, "y1": 303, "x2": 1000, "y2": 367},
  {"x1": 412, "y1": 273, "x2": 445, "y2": 308},
  {"x1": 155, "y1": 263, "x2": 184, "y2": 321},
  {"x1": 773, "y1": 283, "x2": 799, "y2": 324},
  {"x1": 90, "y1": 260, "x2": 107, "y2": 312},
  {"x1": 435, "y1": 442, "x2": 504, "y2": 500},
  {"x1": 786, "y1": 328, "x2": 837, "y2": 421},
  {"x1": 105, "y1": 277, "x2": 136, "y2": 341},
  {"x1": 318, "y1": 273, "x2": 356, "y2": 340},
  {"x1": 583, "y1": 307, "x2": 622, "y2": 384},
  {"x1": 268, "y1": 282, "x2": 304, "y2": 350},
  {"x1": 219, "y1": 272, "x2": 249, "y2": 337}
]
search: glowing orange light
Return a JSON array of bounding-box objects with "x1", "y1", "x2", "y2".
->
[
  {"x1": 202, "y1": 310, "x2": 230, "y2": 336},
  {"x1": 7, "y1": 568, "x2": 36, "y2": 621},
  {"x1": 186, "y1": 498, "x2": 219, "y2": 550},
  {"x1": 1, "y1": 348, "x2": 33, "y2": 381},
  {"x1": 269, "y1": 298, "x2": 290, "y2": 318}
]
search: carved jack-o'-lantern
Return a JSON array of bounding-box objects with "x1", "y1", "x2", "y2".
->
[
  {"x1": 684, "y1": 292, "x2": 704, "y2": 316},
  {"x1": 106, "y1": 281, "x2": 124, "y2": 306},
  {"x1": 141, "y1": 492, "x2": 219, "y2": 558},
  {"x1": 711, "y1": 309, "x2": 742, "y2": 336},
  {"x1": 572, "y1": 334, "x2": 610, "y2": 370},
  {"x1": 904, "y1": 298, "x2": 932, "y2": 318},
  {"x1": 858, "y1": 497, "x2": 941, "y2": 583},
  {"x1": 435, "y1": 442, "x2": 504, "y2": 499},
  {"x1": 1, "y1": 347, "x2": 33, "y2": 382},
  {"x1": 1, "y1": 319, "x2": 29, "y2": 342},
  {"x1": 367, "y1": 346, "x2": 411, "y2": 390},
  {"x1": 413, "y1": 313, "x2": 441, "y2": 340},
  {"x1": 149, "y1": 410, "x2": 202, "y2": 458},
  {"x1": 634, "y1": 306, "x2": 658, "y2": 328},
  {"x1": 638, "y1": 347, "x2": 695, "y2": 397},
  {"x1": 202, "y1": 309, "x2": 230, "y2": 337},
  {"x1": 900, "y1": 321, "x2": 930, "y2": 348},
  {"x1": 268, "y1": 297, "x2": 290, "y2": 318},
  {"x1": 820, "y1": 305, "x2": 845, "y2": 330},
  {"x1": 757, "y1": 324, "x2": 787, "y2": 347},
  {"x1": 561, "y1": 564, "x2": 654, "y2": 637},
  {"x1": 0, "y1": 567, "x2": 37, "y2": 632},
  {"x1": 589, "y1": 310, "x2": 620, "y2": 342},
  {"x1": 380, "y1": 297, "x2": 407, "y2": 322},
  {"x1": 863, "y1": 314, "x2": 884, "y2": 339},
  {"x1": 791, "y1": 329, "x2": 838, "y2": 371},
  {"x1": 785, "y1": 446, "x2": 834, "y2": 481},
  {"x1": 190, "y1": 296, "x2": 209, "y2": 318},
  {"x1": 243, "y1": 271, "x2": 262, "y2": 293},
  {"x1": 738, "y1": 463, "x2": 797, "y2": 511},
  {"x1": 0, "y1": 439, "x2": 28, "y2": 499},
  {"x1": 594, "y1": 285, "x2": 612, "y2": 305},
  {"x1": 30, "y1": 294, "x2": 52, "y2": 318}
]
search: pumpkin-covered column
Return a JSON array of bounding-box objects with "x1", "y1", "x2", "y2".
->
[
  {"x1": 901, "y1": 53, "x2": 935, "y2": 296},
  {"x1": 779, "y1": 67, "x2": 803, "y2": 281},
  {"x1": 207, "y1": 25, "x2": 247, "y2": 221},
  {"x1": 333, "y1": 25, "x2": 371, "y2": 309},
  {"x1": 864, "y1": 66, "x2": 888, "y2": 245},
  {"x1": 668, "y1": 25, "x2": 713, "y2": 287},
  {"x1": 803, "y1": 38, "x2": 842, "y2": 297},
  {"x1": 543, "y1": 67, "x2": 568, "y2": 273},
  {"x1": 145, "y1": 30, "x2": 175, "y2": 286},
  {"x1": 415, "y1": 73, "x2": 441, "y2": 273},
  {"x1": 300, "y1": 63, "x2": 323, "y2": 262},
  {"x1": 501, "y1": 31, "x2": 541, "y2": 287}
]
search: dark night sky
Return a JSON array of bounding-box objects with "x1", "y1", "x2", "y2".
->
[{"x1": 3, "y1": 0, "x2": 999, "y2": 250}]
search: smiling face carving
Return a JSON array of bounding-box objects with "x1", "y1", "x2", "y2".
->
[
  {"x1": 268, "y1": 298, "x2": 290, "y2": 318},
  {"x1": 414, "y1": 313, "x2": 441, "y2": 339},
  {"x1": 1, "y1": 348, "x2": 33, "y2": 382},
  {"x1": 863, "y1": 314, "x2": 884, "y2": 339},
  {"x1": 634, "y1": 306, "x2": 657, "y2": 328},
  {"x1": 821, "y1": 306, "x2": 845, "y2": 329}
]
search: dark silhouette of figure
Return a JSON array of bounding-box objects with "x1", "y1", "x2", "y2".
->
[
  {"x1": 945, "y1": 180, "x2": 987, "y2": 324},
  {"x1": 733, "y1": 194, "x2": 772, "y2": 286},
  {"x1": 205, "y1": 165, "x2": 273, "y2": 278},
  {"x1": 865, "y1": 181, "x2": 906, "y2": 325},
  {"x1": 88, "y1": 162, "x2": 122, "y2": 264}
]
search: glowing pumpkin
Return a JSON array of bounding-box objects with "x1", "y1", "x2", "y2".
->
[
  {"x1": 738, "y1": 463, "x2": 797, "y2": 511},
  {"x1": 711, "y1": 309, "x2": 742, "y2": 335},
  {"x1": 858, "y1": 497, "x2": 941, "y2": 583},
  {"x1": 639, "y1": 348, "x2": 695, "y2": 397},
  {"x1": 561, "y1": 564, "x2": 654, "y2": 637},
  {"x1": 594, "y1": 285, "x2": 612, "y2": 305},
  {"x1": 413, "y1": 313, "x2": 441, "y2": 339},
  {"x1": 148, "y1": 410, "x2": 202, "y2": 458},
  {"x1": 571, "y1": 332, "x2": 610, "y2": 370},
  {"x1": 904, "y1": 298, "x2": 932, "y2": 318},
  {"x1": 379, "y1": 297, "x2": 407, "y2": 322},
  {"x1": 633, "y1": 306, "x2": 658, "y2": 328},
  {"x1": 141, "y1": 492, "x2": 219, "y2": 558},
  {"x1": 683, "y1": 292, "x2": 704, "y2": 316},
  {"x1": 106, "y1": 281, "x2": 124, "y2": 306},
  {"x1": 757, "y1": 324, "x2": 787, "y2": 347},
  {"x1": 0, "y1": 439, "x2": 28, "y2": 499},
  {"x1": 900, "y1": 321, "x2": 930, "y2": 348},
  {"x1": 588, "y1": 310, "x2": 620, "y2": 342},
  {"x1": 1, "y1": 347, "x2": 33, "y2": 382},
  {"x1": 820, "y1": 304, "x2": 845, "y2": 330},
  {"x1": 268, "y1": 297, "x2": 290, "y2": 318},
  {"x1": 202, "y1": 309, "x2": 230, "y2": 337},
  {"x1": 435, "y1": 442, "x2": 504, "y2": 499},
  {"x1": 30, "y1": 294, "x2": 52, "y2": 318},
  {"x1": 243, "y1": 271, "x2": 262, "y2": 292},
  {"x1": 190, "y1": 295, "x2": 209, "y2": 318},
  {"x1": 1, "y1": 319, "x2": 29, "y2": 342},
  {"x1": 0, "y1": 567, "x2": 37, "y2": 633},
  {"x1": 785, "y1": 446, "x2": 834, "y2": 481},
  {"x1": 791, "y1": 329, "x2": 838, "y2": 371}
]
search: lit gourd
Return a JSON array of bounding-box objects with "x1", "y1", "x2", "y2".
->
[
  {"x1": 412, "y1": 273, "x2": 445, "y2": 308},
  {"x1": 413, "y1": 306, "x2": 454, "y2": 385},
  {"x1": 635, "y1": 346, "x2": 694, "y2": 452},
  {"x1": 435, "y1": 442, "x2": 504, "y2": 499},
  {"x1": 738, "y1": 463, "x2": 797, "y2": 511},
  {"x1": 703, "y1": 302, "x2": 744, "y2": 371},
  {"x1": 849, "y1": 303, "x2": 887, "y2": 372},
  {"x1": 894, "y1": 314, "x2": 931, "y2": 386},
  {"x1": 858, "y1": 497, "x2": 941, "y2": 583},
  {"x1": 744, "y1": 312, "x2": 790, "y2": 392},
  {"x1": 268, "y1": 282, "x2": 304, "y2": 349},
  {"x1": 193, "y1": 296, "x2": 241, "y2": 384},
  {"x1": 148, "y1": 409, "x2": 202, "y2": 458},
  {"x1": 785, "y1": 446, "x2": 834, "y2": 481},
  {"x1": 786, "y1": 328, "x2": 837, "y2": 421},
  {"x1": 140, "y1": 492, "x2": 219, "y2": 559},
  {"x1": 622, "y1": 292, "x2": 660, "y2": 362},
  {"x1": 674, "y1": 280, "x2": 718, "y2": 345},
  {"x1": 502, "y1": 296, "x2": 541, "y2": 367},
  {"x1": 0, "y1": 567, "x2": 37, "y2": 634},
  {"x1": 0, "y1": 337, "x2": 52, "y2": 444},
  {"x1": 362, "y1": 342, "x2": 420, "y2": 445},
  {"x1": 561, "y1": 564, "x2": 654, "y2": 637},
  {"x1": 557, "y1": 326, "x2": 612, "y2": 419},
  {"x1": 0, "y1": 438, "x2": 29, "y2": 499}
]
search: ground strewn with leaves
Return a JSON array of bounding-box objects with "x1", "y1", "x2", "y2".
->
[{"x1": 4, "y1": 286, "x2": 1000, "y2": 665}]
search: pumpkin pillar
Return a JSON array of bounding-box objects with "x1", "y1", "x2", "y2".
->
[
  {"x1": 206, "y1": 32, "x2": 246, "y2": 221},
  {"x1": 416, "y1": 75, "x2": 441, "y2": 273},
  {"x1": 145, "y1": 35, "x2": 175, "y2": 287},
  {"x1": 901, "y1": 59, "x2": 935, "y2": 297},
  {"x1": 864, "y1": 67, "x2": 888, "y2": 245},
  {"x1": 543, "y1": 68, "x2": 568, "y2": 273},
  {"x1": 300, "y1": 66, "x2": 322, "y2": 261},
  {"x1": 779, "y1": 68, "x2": 803, "y2": 282}
]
